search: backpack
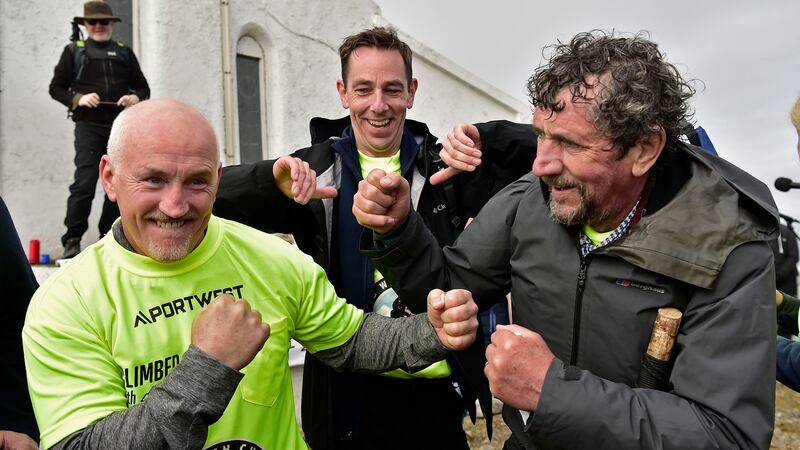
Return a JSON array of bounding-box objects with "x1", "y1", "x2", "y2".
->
[
  {"x1": 69, "y1": 39, "x2": 131, "y2": 87},
  {"x1": 679, "y1": 119, "x2": 718, "y2": 155}
]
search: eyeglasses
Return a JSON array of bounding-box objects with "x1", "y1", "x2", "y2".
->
[{"x1": 85, "y1": 19, "x2": 110, "y2": 26}]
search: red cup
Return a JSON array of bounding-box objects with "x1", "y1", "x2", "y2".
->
[{"x1": 29, "y1": 239, "x2": 40, "y2": 265}]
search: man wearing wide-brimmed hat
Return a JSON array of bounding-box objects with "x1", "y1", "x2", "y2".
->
[
  {"x1": 49, "y1": 0, "x2": 150, "y2": 260},
  {"x1": 74, "y1": 0, "x2": 121, "y2": 26}
]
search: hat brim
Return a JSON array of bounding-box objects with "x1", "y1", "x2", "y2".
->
[{"x1": 74, "y1": 15, "x2": 122, "y2": 24}]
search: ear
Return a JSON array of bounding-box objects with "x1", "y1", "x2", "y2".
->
[
  {"x1": 99, "y1": 155, "x2": 118, "y2": 201},
  {"x1": 336, "y1": 79, "x2": 349, "y2": 109},
  {"x1": 406, "y1": 78, "x2": 418, "y2": 109},
  {"x1": 629, "y1": 126, "x2": 666, "y2": 177},
  {"x1": 210, "y1": 162, "x2": 223, "y2": 196}
]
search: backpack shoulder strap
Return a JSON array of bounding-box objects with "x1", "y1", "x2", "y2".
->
[
  {"x1": 70, "y1": 40, "x2": 86, "y2": 85},
  {"x1": 114, "y1": 40, "x2": 132, "y2": 66}
]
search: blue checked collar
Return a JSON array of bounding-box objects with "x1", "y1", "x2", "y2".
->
[{"x1": 579, "y1": 198, "x2": 641, "y2": 258}]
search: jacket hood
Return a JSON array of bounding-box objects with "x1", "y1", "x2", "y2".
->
[{"x1": 609, "y1": 143, "x2": 779, "y2": 289}]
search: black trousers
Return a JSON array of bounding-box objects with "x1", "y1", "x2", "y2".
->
[
  {"x1": 302, "y1": 353, "x2": 469, "y2": 450},
  {"x1": 61, "y1": 122, "x2": 119, "y2": 245}
]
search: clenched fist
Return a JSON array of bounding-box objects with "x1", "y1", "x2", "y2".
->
[
  {"x1": 191, "y1": 294, "x2": 269, "y2": 370},
  {"x1": 484, "y1": 324, "x2": 554, "y2": 411},
  {"x1": 427, "y1": 289, "x2": 479, "y2": 351},
  {"x1": 352, "y1": 168, "x2": 410, "y2": 235},
  {"x1": 0, "y1": 430, "x2": 37, "y2": 450}
]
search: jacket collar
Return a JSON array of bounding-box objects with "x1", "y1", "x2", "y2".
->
[{"x1": 606, "y1": 143, "x2": 779, "y2": 288}]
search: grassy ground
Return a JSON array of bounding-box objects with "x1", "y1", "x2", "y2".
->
[
  {"x1": 772, "y1": 383, "x2": 800, "y2": 449},
  {"x1": 463, "y1": 383, "x2": 800, "y2": 449}
]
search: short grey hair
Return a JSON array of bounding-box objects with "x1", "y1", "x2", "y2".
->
[
  {"x1": 106, "y1": 107, "x2": 132, "y2": 167},
  {"x1": 106, "y1": 99, "x2": 219, "y2": 168}
]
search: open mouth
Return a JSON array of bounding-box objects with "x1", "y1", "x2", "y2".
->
[
  {"x1": 549, "y1": 183, "x2": 581, "y2": 201},
  {"x1": 154, "y1": 220, "x2": 186, "y2": 229},
  {"x1": 367, "y1": 119, "x2": 391, "y2": 128},
  {"x1": 543, "y1": 176, "x2": 579, "y2": 194}
]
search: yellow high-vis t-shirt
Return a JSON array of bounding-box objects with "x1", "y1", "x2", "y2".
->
[
  {"x1": 358, "y1": 149, "x2": 451, "y2": 379},
  {"x1": 23, "y1": 216, "x2": 363, "y2": 450}
]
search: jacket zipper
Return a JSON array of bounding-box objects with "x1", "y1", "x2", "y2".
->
[
  {"x1": 102, "y1": 56, "x2": 110, "y2": 100},
  {"x1": 570, "y1": 257, "x2": 590, "y2": 365}
]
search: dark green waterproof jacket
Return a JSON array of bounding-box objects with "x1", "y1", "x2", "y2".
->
[{"x1": 364, "y1": 143, "x2": 779, "y2": 449}]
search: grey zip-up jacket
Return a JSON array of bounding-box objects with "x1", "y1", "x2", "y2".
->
[{"x1": 364, "y1": 143, "x2": 779, "y2": 449}]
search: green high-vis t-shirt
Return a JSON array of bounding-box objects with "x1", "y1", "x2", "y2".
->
[{"x1": 23, "y1": 216, "x2": 363, "y2": 449}]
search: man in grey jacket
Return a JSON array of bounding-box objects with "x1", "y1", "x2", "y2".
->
[{"x1": 354, "y1": 30, "x2": 779, "y2": 449}]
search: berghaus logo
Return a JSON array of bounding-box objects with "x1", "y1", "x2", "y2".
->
[{"x1": 615, "y1": 279, "x2": 665, "y2": 294}]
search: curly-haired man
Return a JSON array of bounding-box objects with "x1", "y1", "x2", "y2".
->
[{"x1": 355, "y1": 30, "x2": 779, "y2": 449}]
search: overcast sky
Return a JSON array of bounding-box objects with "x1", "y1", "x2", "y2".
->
[{"x1": 375, "y1": 0, "x2": 800, "y2": 222}]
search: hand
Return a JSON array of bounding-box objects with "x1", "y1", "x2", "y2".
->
[
  {"x1": 430, "y1": 123, "x2": 483, "y2": 185},
  {"x1": 777, "y1": 290, "x2": 784, "y2": 306},
  {"x1": 272, "y1": 155, "x2": 338, "y2": 204},
  {"x1": 0, "y1": 430, "x2": 38, "y2": 450},
  {"x1": 485, "y1": 324, "x2": 554, "y2": 411},
  {"x1": 77, "y1": 92, "x2": 100, "y2": 108},
  {"x1": 117, "y1": 94, "x2": 141, "y2": 108},
  {"x1": 427, "y1": 289, "x2": 479, "y2": 351},
  {"x1": 191, "y1": 294, "x2": 269, "y2": 370},
  {"x1": 352, "y1": 168, "x2": 410, "y2": 235}
]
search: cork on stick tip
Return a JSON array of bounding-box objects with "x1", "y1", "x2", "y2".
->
[{"x1": 645, "y1": 307, "x2": 683, "y2": 362}]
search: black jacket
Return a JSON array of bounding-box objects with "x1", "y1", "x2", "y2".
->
[
  {"x1": 49, "y1": 39, "x2": 150, "y2": 124},
  {"x1": 770, "y1": 223, "x2": 798, "y2": 295},
  {"x1": 0, "y1": 197, "x2": 39, "y2": 442},
  {"x1": 214, "y1": 117, "x2": 536, "y2": 447}
]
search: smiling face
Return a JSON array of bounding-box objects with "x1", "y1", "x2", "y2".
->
[
  {"x1": 101, "y1": 100, "x2": 221, "y2": 261},
  {"x1": 336, "y1": 47, "x2": 417, "y2": 157},
  {"x1": 532, "y1": 86, "x2": 656, "y2": 231},
  {"x1": 84, "y1": 19, "x2": 113, "y2": 42}
]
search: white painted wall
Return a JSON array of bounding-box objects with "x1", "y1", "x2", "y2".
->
[{"x1": 1, "y1": 0, "x2": 527, "y2": 258}]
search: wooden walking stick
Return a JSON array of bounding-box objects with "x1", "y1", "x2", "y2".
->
[{"x1": 636, "y1": 307, "x2": 683, "y2": 390}]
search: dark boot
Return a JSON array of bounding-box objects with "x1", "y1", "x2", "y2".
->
[{"x1": 62, "y1": 238, "x2": 81, "y2": 259}]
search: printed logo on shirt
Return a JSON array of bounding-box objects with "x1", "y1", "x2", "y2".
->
[
  {"x1": 132, "y1": 284, "x2": 244, "y2": 328},
  {"x1": 124, "y1": 353, "x2": 180, "y2": 406},
  {"x1": 615, "y1": 278, "x2": 665, "y2": 294},
  {"x1": 205, "y1": 440, "x2": 263, "y2": 450}
]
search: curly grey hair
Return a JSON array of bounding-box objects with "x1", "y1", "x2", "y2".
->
[{"x1": 527, "y1": 30, "x2": 696, "y2": 156}]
